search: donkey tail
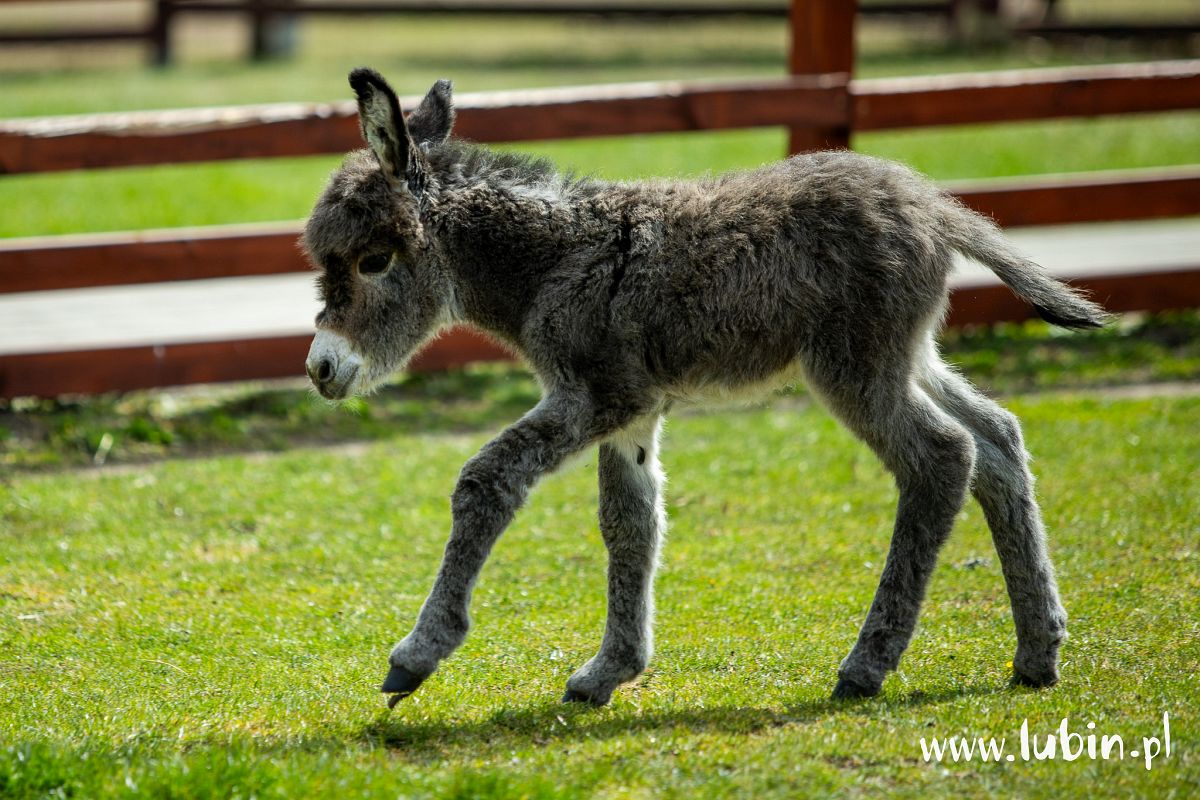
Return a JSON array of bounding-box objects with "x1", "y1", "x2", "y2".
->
[{"x1": 940, "y1": 199, "x2": 1109, "y2": 330}]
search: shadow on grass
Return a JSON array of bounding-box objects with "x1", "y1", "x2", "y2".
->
[
  {"x1": 357, "y1": 682, "x2": 1004, "y2": 761},
  {"x1": 0, "y1": 682, "x2": 1019, "y2": 796}
]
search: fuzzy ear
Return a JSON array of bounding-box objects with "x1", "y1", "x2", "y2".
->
[
  {"x1": 349, "y1": 67, "x2": 413, "y2": 192},
  {"x1": 406, "y1": 79, "x2": 456, "y2": 147}
]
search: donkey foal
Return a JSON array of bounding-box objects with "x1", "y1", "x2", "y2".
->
[{"x1": 302, "y1": 69, "x2": 1106, "y2": 707}]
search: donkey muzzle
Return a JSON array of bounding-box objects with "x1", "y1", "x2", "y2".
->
[{"x1": 306, "y1": 329, "x2": 363, "y2": 400}]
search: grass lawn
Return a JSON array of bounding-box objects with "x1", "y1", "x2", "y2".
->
[{"x1": 1, "y1": 391, "x2": 1197, "y2": 797}]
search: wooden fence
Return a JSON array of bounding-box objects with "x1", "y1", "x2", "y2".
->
[
  {"x1": 1, "y1": 0, "x2": 1199, "y2": 397},
  {"x1": 0, "y1": 1, "x2": 971, "y2": 65},
  {"x1": 3, "y1": 1, "x2": 1196, "y2": 65}
]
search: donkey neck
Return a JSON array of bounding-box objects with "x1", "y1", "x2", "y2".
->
[{"x1": 426, "y1": 142, "x2": 606, "y2": 343}]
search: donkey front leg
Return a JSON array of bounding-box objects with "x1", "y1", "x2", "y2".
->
[
  {"x1": 564, "y1": 416, "x2": 665, "y2": 706},
  {"x1": 383, "y1": 392, "x2": 599, "y2": 705}
]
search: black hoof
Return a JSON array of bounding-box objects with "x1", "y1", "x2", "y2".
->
[
  {"x1": 561, "y1": 687, "x2": 611, "y2": 706},
  {"x1": 831, "y1": 676, "x2": 879, "y2": 700},
  {"x1": 381, "y1": 664, "x2": 428, "y2": 707},
  {"x1": 1011, "y1": 668, "x2": 1058, "y2": 689}
]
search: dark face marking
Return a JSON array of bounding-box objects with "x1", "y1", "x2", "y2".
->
[{"x1": 636, "y1": 446, "x2": 646, "y2": 465}]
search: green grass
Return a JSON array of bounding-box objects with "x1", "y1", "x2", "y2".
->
[{"x1": 1, "y1": 392, "x2": 1197, "y2": 797}]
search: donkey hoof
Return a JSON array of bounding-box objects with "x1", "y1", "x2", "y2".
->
[
  {"x1": 562, "y1": 687, "x2": 612, "y2": 706},
  {"x1": 831, "y1": 676, "x2": 879, "y2": 700},
  {"x1": 1011, "y1": 667, "x2": 1058, "y2": 689},
  {"x1": 381, "y1": 664, "x2": 428, "y2": 706}
]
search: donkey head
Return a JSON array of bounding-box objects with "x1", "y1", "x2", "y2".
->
[{"x1": 302, "y1": 69, "x2": 456, "y2": 399}]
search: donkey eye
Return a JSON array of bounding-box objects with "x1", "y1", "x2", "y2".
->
[{"x1": 358, "y1": 253, "x2": 392, "y2": 275}]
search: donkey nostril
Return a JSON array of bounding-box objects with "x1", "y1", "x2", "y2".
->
[{"x1": 316, "y1": 359, "x2": 334, "y2": 383}]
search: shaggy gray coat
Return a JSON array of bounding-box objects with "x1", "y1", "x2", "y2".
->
[{"x1": 302, "y1": 69, "x2": 1106, "y2": 707}]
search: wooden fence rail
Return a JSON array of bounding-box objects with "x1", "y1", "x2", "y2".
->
[
  {"x1": 0, "y1": 332, "x2": 515, "y2": 399},
  {"x1": 7, "y1": 258, "x2": 1200, "y2": 398},
  {"x1": 4, "y1": 61, "x2": 1198, "y2": 175}
]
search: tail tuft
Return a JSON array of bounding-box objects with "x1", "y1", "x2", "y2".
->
[
  {"x1": 940, "y1": 198, "x2": 1111, "y2": 331},
  {"x1": 1032, "y1": 302, "x2": 1107, "y2": 330}
]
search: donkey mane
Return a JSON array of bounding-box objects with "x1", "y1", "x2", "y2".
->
[
  {"x1": 431, "y1": 139, "x2": 553, "y2": 184},
  {"x1": 426, "y1": 138, "x2": 608, "y2": 205}
]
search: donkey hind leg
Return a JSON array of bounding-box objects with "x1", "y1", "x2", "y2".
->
[
  {"x1": 918, "y1": 355, "x2": 1067, "y2": 688},
  {"x1": 565, "y1": 415, "x2": 666, "y2": 706},
  {"x1": 807, "y1": 362, "x2": 977, "y2": 699}
]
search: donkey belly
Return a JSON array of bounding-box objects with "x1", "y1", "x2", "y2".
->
[
  {"x1": 635, "y1": 248, "x2": 944, "y2": 406},
  {"x1": 662, "y1": 357, "x2": 807, "y2": 407},
  {"x1": 637, "y1": 271, "x2": 814, "y2": 405}
]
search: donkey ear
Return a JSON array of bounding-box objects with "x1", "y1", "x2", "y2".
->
[
  {"x1": 406, "y1": 79, "x2": 455, "y2": 147},
  {"x1": 349, "y1": 67, "x2": 413, "y2": 191}
]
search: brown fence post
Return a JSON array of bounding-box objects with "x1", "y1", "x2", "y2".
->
[
  {"x1": 149, "y1": 0, "x2": 175, "y2": 67},
  {"x1": 788, "y1": 0, "x2": 856, "y2": 154},
  {"x1": 249, "y1": 0, "x2": 299, "y2": 61},
  {"x1": 249, "y1": 1, "x2": 269, "y2": 61}
]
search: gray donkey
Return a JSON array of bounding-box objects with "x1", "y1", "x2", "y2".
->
[{"x1": 302, "y1": 69, "x2": 1106, "y2": 707}]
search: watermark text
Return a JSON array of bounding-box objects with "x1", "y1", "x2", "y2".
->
[{"x1": 920, "y1": 712, "x2": 1172, "y2": 770}]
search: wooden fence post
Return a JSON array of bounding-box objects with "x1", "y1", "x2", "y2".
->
[
  {"x1": 250, "y1": 0, "x2": 299, "y2": 61},
  {"x1": 788, "y1": 0, "x2": 856, "y2": 154},
  {"x1": 149, "y1": 0, "x2": 175, "y2": 67}
]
